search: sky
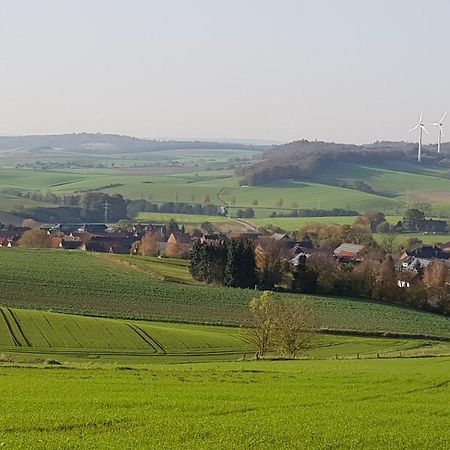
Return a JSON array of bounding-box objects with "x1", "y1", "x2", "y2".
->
[{"x1": 1, "y1": 0, "x2": 449, "y2": 144}]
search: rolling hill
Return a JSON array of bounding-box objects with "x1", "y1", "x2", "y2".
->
[{"x1": 1, "y1": 248, "x2": 450, "y2": 339}]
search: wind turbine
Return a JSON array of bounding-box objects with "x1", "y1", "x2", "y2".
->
[
  {"x1": 430, "y1": 112, "x2": 446, "y2": 153},
  {"x1": 410, "y1": 110, "x2": 429, "y2": 163}
]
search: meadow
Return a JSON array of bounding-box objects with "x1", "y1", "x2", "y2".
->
[
  {"x1": 3, "y1": 158, "x2": 450, "y2": 220},
  {"x1": 2, "y1": 248, "x2": 450, "y2": 339},
  {"x1": 1, "y1": 358, "x2": 450, "y2": 449}
]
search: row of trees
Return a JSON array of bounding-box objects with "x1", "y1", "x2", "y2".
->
[
  {"x1": 291, "y1": 251, "x2": 450, "y2": 315},
  {"x1": 18, "y1": 191, "x2": 227, "y2": 223},
  {"x1": 189, "y1": 239, "x2": 257, "y2": 288}
]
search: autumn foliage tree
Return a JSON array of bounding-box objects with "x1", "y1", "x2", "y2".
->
[
  {"x1": 248, "y1": 291, "x2": 317, "y2": 359},
  {"x1": 18, "y1": 229, "x2": 52, "y2": 248},
  {"x1": 139, "y1": 231, "x2": 160, "y2": 256}
]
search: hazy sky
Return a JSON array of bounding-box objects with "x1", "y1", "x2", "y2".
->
[{"x1": 1, "y1": 0, "x2": 449, "y2": 144}]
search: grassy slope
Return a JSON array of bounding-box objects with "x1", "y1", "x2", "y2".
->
[
  {"x1": 0, "y1": 307, "x2": 249, "y2": 358},
  {"x1": 3, "y1": 306, "x2": 447, "y2": 363},
  {"x1": 2, "y1": 160, "x2": 450, "y2": 217},
  {"x1": 1, "y1": 248, "x2": 450, "y2": 338},
  {"x1": 1, "y1": 358, "x2": 450, "y2": 449}
]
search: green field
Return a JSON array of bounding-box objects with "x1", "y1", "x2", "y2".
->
[
  {"x1": 1, "y1": 358, "x2": 450, "y2": 449},
  {"x1": 2, "y1": 248, "x2": 450, "y2": 339},
  {"x1": 0, "y1": 307, "x2": 250, "y2": 362},
  {"x1": 2, "y1": 306, "x2": 448, "y2": 364},
  {"x1": 3, "y1": 158, "x2": 450, "y2": 219}
]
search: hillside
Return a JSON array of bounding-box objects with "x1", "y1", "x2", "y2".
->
[
  {"x1": 0, "y1": 307, "x2": 249, "y2": 361},
  {"x1": 1, "y1": 248, "x2": 450, "y2": 339}
]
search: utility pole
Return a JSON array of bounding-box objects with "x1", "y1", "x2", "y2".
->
[{"x1": 103, "y1": 201, "x2": 110, "y2": 224}]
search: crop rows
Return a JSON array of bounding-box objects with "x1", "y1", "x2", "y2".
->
[{"x1": 1, "y1": 249, "x2": 450, "y2": 338}]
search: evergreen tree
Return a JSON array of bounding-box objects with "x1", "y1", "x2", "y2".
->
[{"x1": 291, "y1": 255, "x2": 319, "y2": 294}]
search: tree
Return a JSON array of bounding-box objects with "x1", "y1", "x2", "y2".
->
[
  {"x1": 167, "y1": 219, "x2": 180, "y2": 235},
  {"x1": 274, "y1": 300, "x2": 316, "y2": 358},
  {"x1": 139, "y1": 231, "x2": 159, "y2": 256},
  {"x1": 224, "y1": 239, "x2": 257, "y2": 288},
  {"x1": 247, "y1": 292, "x2": 317, "y2": 359},
  {"x1": 247, "y1": 291, "x2": 282, "y2": 358},
  {"x1": 403, "y1": 209, "x2": 425, "y2": 231},
  {"x1": 374, "y1": 256, "x2": 398, "y2": 301},
  {"x1": 166, "y1": 238, "x2": 183, "y2": 258},
  {"x1": 424, "y1": 260, "x2": 448, "y2": 309},
  {"x1": 18, "y1": 229, "x2": 52, "y2": 248},
  {"x1": 21, "y1": 218, "x2": 39, "y2": 229},
  {"x1": 291, "y1": 255, "x2": 319, "y2": 294},
  {"x1": 255, "y1": 237, "x2": 288, "y2": 289}
]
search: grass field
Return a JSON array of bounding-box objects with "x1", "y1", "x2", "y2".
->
[
  {"x1": 0, "y1": 307, "x2": 250, "y2": 362},
  {"x1": 2, "y1": 248, "x2": 450, "y2": 339},
  {"x1": 3, "y1": 159, "x2": 450, "y2": 218},
  {"x1": 1, "y1": 358, "x2": 450, "y2": 449},
  {"x1": 2, "y1": 306, "x2": 448, "y2": 364}
]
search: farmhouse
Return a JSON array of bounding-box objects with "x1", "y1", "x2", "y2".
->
[{"x1": 333, "y1": 243, "x2": 365, "y2": 263}]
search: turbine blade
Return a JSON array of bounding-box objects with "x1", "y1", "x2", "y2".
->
[
  {"x1": 440, "y1": 112, "x2": 447, "y2": 123},
  {"x1": 419, "y1": 109, "x2": 423, "y2": 123},
  {"x1": 421, "y1": 125, "x2": 429, "y2": 134},
  {"x1": 409, "y1": 124, "x2": 420, "y2": 132}
]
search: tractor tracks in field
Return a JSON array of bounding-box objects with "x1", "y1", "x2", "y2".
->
[
  {"x1": 126, "y1": 323, "x2": 166, "y2": 355},
  {"x1": 0, "y1": 308, "x2": 32, "y2": 347}
]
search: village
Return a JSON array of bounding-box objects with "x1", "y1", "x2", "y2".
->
[{"x1": 2, "y1": 213, "x2": 450, "y2": 312}]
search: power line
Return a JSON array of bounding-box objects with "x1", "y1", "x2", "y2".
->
[{"x1": 103, "y1": 201, "x2": 110, "y2": 224}]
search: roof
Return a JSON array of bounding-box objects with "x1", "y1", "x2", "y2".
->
[
  {"x1": 271, "y1": 233, "x2": 290, "y2": 241},
  {"x1": 169, "y1": 232, "x2": 192, "y2": 244},
  {"x1": 334, "y1": 243, "x2": 365, "y2": 256}
]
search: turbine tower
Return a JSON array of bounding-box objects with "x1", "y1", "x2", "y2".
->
[
  {"x1": 430, "y1": 112, "x2": 446, "y2": 153},
  {"x1": 410, "y1": 110, "x2": 428, "y2": 163}
]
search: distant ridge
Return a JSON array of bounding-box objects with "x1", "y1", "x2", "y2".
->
[{"x1": 0, "y1": 133, "x2": 268, "y2": 155}]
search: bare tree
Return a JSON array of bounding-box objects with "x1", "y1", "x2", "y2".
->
[
  {"x1": 247, "y1": 291, "x2": 282, "y2": 358},
  {"x1": 274, "y1": 301, "x2": 316, "y2": 358},
  {"x1": 248, "y1": 291, "x2": 317, "y2": 359}
]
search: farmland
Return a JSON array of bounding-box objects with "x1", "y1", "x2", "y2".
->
[
  {"x1": 1, "y1": 358, "x2": 450, "y2": 449},
  {"x1": 3, "y1": 157, "x2": 450, "y2": 222},
  {"x1": 2, "y1": 248, "x2": 450, "y2": 339},
  {"x1": 0, "y1": 307, "x2": 251, "y2": 362},
  {"x1": 2, "y1": 306, "x2": 449, "y2": 364}
]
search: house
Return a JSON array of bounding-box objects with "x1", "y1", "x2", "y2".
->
[
  {"x1": 0, "y1": 238, "x2": 12, "y2": 248},
  {"x1": 166, "y1": 232, "x2": 193, "y2": 256},
  {"x1": 402, "y1": 245, "x2": 450, "y2": 260},
  {"x1": 200, "y1": 233, "x2": 228, "y2": 244},
  {"x1": 397, "y1": 271, "x2": 421, "y2": 288},
  {"x1": 419, "y1": 219, "x2": 448, "y2": 233},
  {"x1": 271, "y1": 233, "x2": 290, "y2": 241},
  {"x1": 333, "y1": 243, "x2": 365, "y2": 263},
  {"x1": 78, "y1": 224, "x2": 108, "y2": 234},
  {"x1": 227, "y1": 232, "x2": 262, "y2": 241},
  {"x1": 85, "y1": 236, "x2": 136, "y2": 254},
  {"x1": 395, "y1": 255, "x2": 432, "y2": 273}
]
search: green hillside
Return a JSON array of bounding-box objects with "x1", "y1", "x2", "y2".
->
[
  {"x1": 1, "y1": 248, "x2": 450, "y2": 339},
  {"x1": 2, "y1": 358, "x2": 450, "y2": 449},
  {"x1": 3, "y1": 159, "x2": 450, "y2": 218},
  {"x1": 0, "y1": 307, "x2": 249, "y2": 360}
]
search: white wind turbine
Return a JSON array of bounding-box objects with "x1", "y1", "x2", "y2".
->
[
  {"x1": 430, "y1": 112, "x2": 446, "y2": 153},
  {"x1": 410, "y1": 110, "x2": 429, "y2": 163}
]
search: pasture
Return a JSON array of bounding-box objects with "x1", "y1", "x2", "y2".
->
[
  {"x1": 1, "y1": 248, "x2": 450, "y2": 339},
  {"x1": 1, "y1": 358, "x2": 450, "y2": 449}
]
